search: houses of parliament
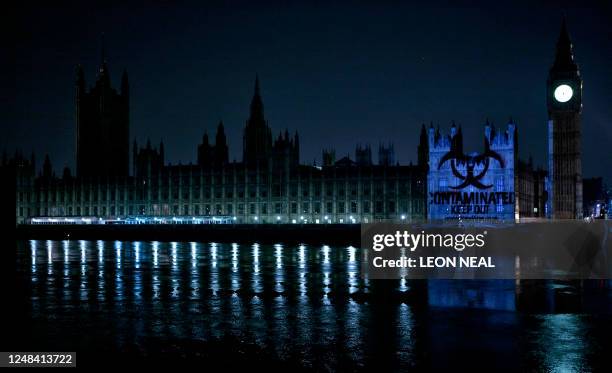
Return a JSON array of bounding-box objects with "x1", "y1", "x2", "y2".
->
[
  {"x1": 11, "y1": 60, "x2": 427, "y2": 224},
  {"x1": 6, "y1": 20, "x2": 589, "y2": 224}
]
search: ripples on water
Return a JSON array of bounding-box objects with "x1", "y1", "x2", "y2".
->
[{"x1": 19, "y1": 240, "x2": 612, "y2": 371}]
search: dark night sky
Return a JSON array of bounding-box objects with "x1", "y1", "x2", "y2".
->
[{"x1": 3, "y1": 1, "x2": 612, "y2": 183}]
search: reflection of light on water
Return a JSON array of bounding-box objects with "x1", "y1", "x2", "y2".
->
[
  {"x1": 46, "y1": 240, "x2": 53, "y2": 264},
  {"x1": 190, "y1": 242, "x2": 197, "y2": 268},
  {"x1": 115, "y1": 241, "x2": 123, "y2": 301},
  {"x1": 298, "y1": 245, "x2": 307, "y2": 295},
  {"x1": 299, "y1": 245, "x2": 306, "y2": 268},
  {"x1": 133, "y1": 242, "x2": 142, "y2": 300},
  {"x1": 62, "y1": 240, "x2": 70, "y2": 300},
  {"x1": 114, "y1": 241, "x2": 121, "y2": 269},
  {"x1": 399, "y1": 247, "x2": 408, "y2": 290},
  {"x1": 251, "y1": 243, "x2": 261, "y2": 293},
  {"x1": 348, "y1": 245, "x2": 356, "y2": 263},
  {"x1": 171, "y1": 242, "x2": 179, "y2": 297},
  {"x1": 274, "y1": 244, "x2": 284, "y2": 293},
  {"x1": 208, "y1": 242, "x2": 219, "y2": 295},
  {"x1": 323, "y1": 273, "x2": 330, "y2": 288},
  {"x1": 231, "y1": 243, "x2": 240, "y2": 291},
  {"x1": 322, "y1": 246, "x2": 331, "y2": 295},
  {"x1": 63, "y1": 240, "x2": 69, "y2": 263},
  {"x1": 295, "y1": 284, "x2": 313, "y2": 359},
  {"x1": 253, "y1": 243, "x2": 260, "y2": 271},
  {"x1": 323, "y1": 245, "x2": 330, "y2": 264},
  {"x1": 28, "y1": 240, "x2": 39, "y2": 312},
  {"x1": 275, "y1": 244, "x2": 283, "y2": 269},
  {"x1": 535, "y1": 314, "x2": 589, "y2": 373},
  {"x1": 80, "y1": 240, "x2": 86, "y2": 264},
  {"x1": 228, "y1": 291, "x2": 245, "y2": 335},
  {"x1": 398, "y1": 248, "x2": 408, "y2": 292},
  {"x1": 79, "y1": 240, "x2": 88, "y2": 300},
  {"x1": 231, "y1": 243, "x2": 239, "y2": 271},
  {"x1": 152, "y1": 241, "x2": 159, "y2": 267},
  {"x1": 152, "y1": 241, "x2": 160, "y2": 299},
  {"x1": 249, "y1": 295, "x2": 266, "y2": 345},
  {"x1": 210, "y1": 242, "x2": 217, "y2": 269},
  {"x1": 347, "y1": 246, "x2": 358, "y2": 293},
  {"x1": 97, "y1": 241, "x2": 105, "y2": 302},
  {"x1": 190, "y1": 242, "x2": 199, "y2": 299},
  {"x1": 171, "y1": 242, "x2": 178, "y2": 270},
  {"x1": 396, "y1": 303, "x2": 414, "y2": 362},
  {"x1": 134, "y1": 242, "x2": 141, "y2": 269},
  {"x1": 30, "y1": 240, "x2": 37, "y2": 273},
  {"x1": 97, "y1": 241, "x2": 104, "y2": 264},
  {"x1": 271, "y1": 293, "x2": 289, "y2": 357},
  {"x1": 344, "y1": 299, "x2": 364, "y2": 360}
]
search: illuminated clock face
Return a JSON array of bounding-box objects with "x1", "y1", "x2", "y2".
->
[{"x1": 554, "y1": 84, "x2": 573, "y2": 103}]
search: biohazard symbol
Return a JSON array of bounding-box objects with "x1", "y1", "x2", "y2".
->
[{"x1": 438, "y1": 141, "x2": 505, "y2": 190}]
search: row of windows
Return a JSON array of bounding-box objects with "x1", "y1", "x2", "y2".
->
[
  {"x1": 27, "y1": 200, "x2": 424, "y2": 217},
  {"x1": 28, "y1": 179, "x2": 421, "y2": 202},
  {"x1": 28, "y1": 187, "x2": 420, "y2": 203}
]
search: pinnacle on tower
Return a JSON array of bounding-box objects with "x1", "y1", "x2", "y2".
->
[{"x1": 552, "y1": 17, "x2": 578, "y2": 72}]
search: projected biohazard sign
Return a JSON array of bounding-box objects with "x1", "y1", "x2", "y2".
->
[
  {"x1": 438, "y1": 141, "x2": 504, "y2": 190},
  {"x1": 427, "y1": 123, "x2": 516, "y2": 221}
]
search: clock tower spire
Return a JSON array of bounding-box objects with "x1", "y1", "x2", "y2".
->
[{"x1": 547, "y1": 17, "x2": 583, "y2": 219}]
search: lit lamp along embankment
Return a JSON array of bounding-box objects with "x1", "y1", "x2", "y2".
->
[{"x1": 17, "y1": 216, "x2": 361, "y2": 246}]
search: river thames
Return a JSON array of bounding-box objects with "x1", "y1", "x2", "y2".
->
[{"x1": 13, "y1": 239, "x2": 612, "y2": 370}]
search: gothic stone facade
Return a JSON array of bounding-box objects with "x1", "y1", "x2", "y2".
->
[{"x1": 15, "y1": 70, "x2": 427, "y2": 224}]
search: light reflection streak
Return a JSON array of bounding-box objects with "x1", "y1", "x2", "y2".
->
[
  {"x1": 171, "y1": 242, "x2": 178, "y2": 270},
  {"x1": 97, "y1": 240, "x2": 105, "y2": 302},
  {"x1": 133, "y1": 242, "x2": 142, "y2": 300},
  {"x1": 399, "y1": 247, "x2": 408, "y2": 292},
  {"x1": 152, "y1": 241, "x2": 160, "y2": 299},
  {"x1": 231, "y1": 243, "x2": 240, "y2": 291},
  {"x1": 62, "y1": 240, "x2": 69, "y2": 297},
  {"x1": 252, "y1": 243, "x2": 261, "y2": 293},
  {"x1": 171, "y1": 242, "x2": 179, "y2": 298},
  {"x1": 152, "y1": 241, "x2": 159, "y2": 267},
  {"x1": 190, "y1": 242, "x2": 197, "y2": 268},
  {"x1": 190, "y1": 242, "x2": 199, "y2": 299},
  {"x1": 115, "y1": 241, "x2": 123, "y2": 302},
  {"x1": 79, "y1": 240, "x2": 88, "y2": 300},
  {"x1": 322, "y1": 245, "x2": 331, "y2": 298},
  {"x1": 537, "y1": 314, "x2": 588, "y2": 372},
  {"x1": 46, "y1": 240, "x2": 53, "y2": 265},
  {"x1": 115, "y1": 241, "x2": 121, "y2": 269},
  {"x1": 396, "y1": 303, "x2": 414, "y2": 362},
  {"x1": 30, "y1": 240, "x2": 37, "y2": 274},
  {"x1": 210, "y1": 243, "x2": 219, "y2": 294},
  {"x1": 347, "y1": 246, "x2": 358, "y2": 293},
  {"x1": 134, "y1": 242, "x2": 141, "y2": 269},
  {"x1": 274, "y1": 244, "x2": 284, "y2": 293},
  {"x1": 211, "y1": 242, "x2": 218, "y2": 268},
  {"x1": 298, "y1": 245, "x2": 307, "y2": 295}
]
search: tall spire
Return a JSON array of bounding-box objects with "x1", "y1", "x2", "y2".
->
[
  {"x1": 215, "y1": 120, "x2": 229, "y2": 166},
  {"x1": 552, "y1": 17, "x2": 578, "y2": 71},
  {"x1": 249, "y1": 74, "x2": 265, "y2": 123},
  {"x1": 98, "y1": 32, "x2": 110, "y2": 82},
  {"x1": 216, "y1": 120, "x2": 226, "y2": 145}
]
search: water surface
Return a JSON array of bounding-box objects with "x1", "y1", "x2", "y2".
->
[{"x1": 17, "y1": 240, "x2": 612, "y2": 371}]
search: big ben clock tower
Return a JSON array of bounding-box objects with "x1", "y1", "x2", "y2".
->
[{"x1": 547, "y1": 18, "x2": 583, "y2": 219}]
